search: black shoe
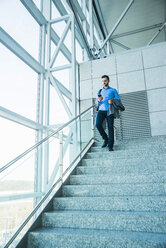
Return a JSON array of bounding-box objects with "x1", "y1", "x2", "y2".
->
[
  {"x1": 109, "y1": 147, "x2": 114, "y2": 151},
  {"x1": 101, "y1": 139, "x2": 108, "y2": 148}
]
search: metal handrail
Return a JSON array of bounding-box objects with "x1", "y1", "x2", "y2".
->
[
  {"x1": 3, "y1": 134, "x2": 94, "y2": 248},
  {"x1": 0, "y1": 105, "x2": 94, "y2": 174}
]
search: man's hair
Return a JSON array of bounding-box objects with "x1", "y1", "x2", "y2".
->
[{"x1": 101, "y1": 75, "x2": 109, "y2": 81}]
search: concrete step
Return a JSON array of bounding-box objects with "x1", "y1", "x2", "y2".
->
[
  {"x1": 91, "y1": 143, "x2": 166, "y2": 152},
  {"x1": 94, "y1": 135, "x2": 166, "y2": 145},
  {"x1": 94, "y1": 138, "x2": 166, "y2": 145},
  {"x1": 42, "y1": 210, "x2": 166, "y2": 234},
  {"x1": 27, "y1": 135, "x2": 166, "y2": 248},
  {"x1": 81, "y1": 155, "x2": 166, "y2": 168},
  {"x1": 76, "y1": 165, "x2": 166, "y2": 175},
  {"x1": 70, "y1": 171, "x2": 166, "y2": 184},
  {"x1": 53, "y1": 196, "x2": 166, "y2": 212},
  {"x1": 27, "y1": 227, "x2": 166, "y2": 248},
  {"x1": 62, "y1": 183, "x2": 166, "y2": 197},
  {"x1": 85, "y1": 149, "x2": 166, "y2": 160}
]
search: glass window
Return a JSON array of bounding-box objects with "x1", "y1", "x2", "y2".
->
[
  {"x1": 33, "y1": 0, "x2": 41, "y2": 10},
  {"x1": 52, "y1": 67, "x2": 70, "y2": 90},
  {"x1": 0, "y1": 0, "x2": 40, "y2": 60},
  {"x1": 49, "y1": 84, "x2": 69, "y2": 125},
  {"x1": 0, "y1": 44, "x2": 38, "y2": 120},
  {"x1": 0, "y1": 118, "x2": 35, "y2": 167}
]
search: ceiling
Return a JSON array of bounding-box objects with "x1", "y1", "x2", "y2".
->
[{"x1": 96, "y1": 0, "x2": 166, "y2": 53}]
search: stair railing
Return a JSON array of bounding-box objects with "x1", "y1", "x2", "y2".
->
[{"x1": 0, "y1": 105, "x2": 95, "y2": 248}]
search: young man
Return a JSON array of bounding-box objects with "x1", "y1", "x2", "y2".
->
[{"x1": 95, "y1": 75, "x2": 121, "y2": 151}]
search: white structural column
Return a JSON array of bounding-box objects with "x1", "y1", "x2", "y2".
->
[
  {"x1": 71, "y1": 12, "x2": 77, "y2": 130},
  {"x1": 82, "y1": 0, "x2": 88, "y2": 61},
  {"x1": 71, "y1": 12, "x2": 77, "y2": 118},
  {"x1": 35, "y1": 21, "x2": 46, "y2": 204},
  {"x1": 70, "y1": 11, "x2": 78, "y2": 160},
  {"x1": 43, "y1": 0, "x2": 52, "y2": 192},
  {"x1": 89, "y1": 0, "x2": 94, "y2": 50}
]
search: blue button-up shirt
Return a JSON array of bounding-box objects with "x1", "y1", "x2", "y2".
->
[{"x1": 96, "y1": 86, "x2": 121, "y2": 111}]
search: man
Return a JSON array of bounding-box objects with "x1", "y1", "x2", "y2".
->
[{"x1": 95, "y1": 75, "x2": 121, "y2": 151}]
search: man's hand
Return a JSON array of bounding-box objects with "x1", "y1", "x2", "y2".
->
[
  {"x1": 98, "y1": 96, "x2": 103, "y2": 102},
  {"x1": 108, "y1": 99, "x2": 112, "y2": 104}
]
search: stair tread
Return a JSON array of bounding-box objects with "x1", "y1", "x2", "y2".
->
[
  {"x1": 64, "y1": 182, "x2": 166, "y2": 186},
  {"x1": 94, "y1": 135, "x2": 166, "y2": 142},
  {"x1": 44, "y1": 209, "x2": 166, "y2": 217},
  {"x1": 27, "y1": 135, "x2": 166, "y2": 247},
  {"x1": 91, "y1": 150, "x2": 165, "y2": 154},
  {"x1": 72, "y1": 171, "x2": 166, "y2": 177},
  {"x1": 54, "y1": 195, "x2": 166, "y2": 199},
  {"x1": 91, "y1": 147, "x2": 166, "y2": 152},
  {"x1": 29, "y1": 227, "x2": 166, "y2": 242},
  {"x1": 86, "y1": 151, "x2": 166, "y2": 156},
  {"x1": 71, "y1": 172, "x2": 166, "y2": 184},
  {"x1": 62, "y1": 183, "x2": 166, "y2": 197},
  {"x1": 83, "y1": 154, "x2": 166, "y2": 161}
]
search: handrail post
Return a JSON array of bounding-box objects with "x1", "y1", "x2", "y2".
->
[
  {"x1": 59, "y1": 131, "x2": 63, "y2": 183},
  {"x1": 91, "y1": 107, "x2": 94, "y2": 139}
]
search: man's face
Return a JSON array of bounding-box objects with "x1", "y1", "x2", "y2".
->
[{"x1": 102, "y1": 77, "x2": 109, "y2": 87}]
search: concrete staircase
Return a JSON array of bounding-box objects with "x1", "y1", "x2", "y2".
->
[{"x1": 27, "y1": 135, "x2": 166, "y2": 248}]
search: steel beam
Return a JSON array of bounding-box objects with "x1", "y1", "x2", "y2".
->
[
  {"x1": 0, "y1": 106, "x2": 47, "y2": 131},
  {"x1": 49, "y1": 72, "x2": 72, "y2": 118},
  {"x1": 81, "y1": 0, "x2": 102, "y2": 53},
  {"x1": 20, "y1": 0, "x2": 72, "y2": 63},
  {"x1": 111, "y1": 23, "x2": 164, "y2": 40},
  {"x1": 147, "y1": 22, "x2": 166, "y2": 45},
  {"x1": 20, "y1": 0, "x2": 46, "y2": 25},
  {"x1": 50, "y1": 17, "x2": 71, "y2": 67},
  {"x1": 82, "y1": 0, "x2": 88, "y2": 61},
  {"x1": 89, "y1": 0, "x2": 94, "y2": 49},
  {"x1": 0, "y1": 27, "x2": 45, "y2": 73},
  {"x1": 53, "y1": 0, "x2": 84, "y2": 49},
  {"x1": 49, "y1": 14, "x2": 70, "y2": 24},
  {"x1": 50, "y1": 64, "x2": 72, "y2": 72},
  {"x1": 93, "y1": 0, "x2": 111, "y2": 54},
  {"x1": 92, "y1": 6, "x2": 107, "y2": 54},
  {"x1": 111, "y1": 39, "x2": 130, "y2": 50},
  {"x1": 50, "y1": 29, "x2": 72, "y2": 62},
  {"x1": 72, "y1": 0, "x2": 86, "y2": 21},
  {"x1": 73, "y1": 0, "x2": 101, "y2": 52},
  {"x1": 54, "y1": 0, "x2": 101, "y2": 57},
  {"x1": 98, "y1": 0, "x2": 134, "y2": 54},
  {"x1": 52, "y1": 76, "x2": 72, "y2": 101},
  {"x1": 67, "y1": 0, "x2": 93, "y2": 59},
  {"x1": 93, "y1": 0, "x2": 107, "y2": 39}
]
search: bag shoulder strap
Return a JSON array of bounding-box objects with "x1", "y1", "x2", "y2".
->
[{"x1": 98, "y1": 88, "x2": 102, "y2": 94}]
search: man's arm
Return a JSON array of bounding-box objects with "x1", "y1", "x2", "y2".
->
[
  {"x1": 95, "y1": 90, "x2": 103, "y2": 105},
  {"x1": 114, "y1": 89, "x2": 121, "y2": 102},
  {"x1": 95, "y1": 90, "x2": 99, "y2": 105}
]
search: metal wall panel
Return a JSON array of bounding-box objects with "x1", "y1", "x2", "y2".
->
[{"x1": 94, "y1": 90, "x2": 151, "y2": 140}]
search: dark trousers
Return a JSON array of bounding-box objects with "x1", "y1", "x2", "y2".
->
[{"x1": 96, "y1": 110, "x2": 114, "y2": 148}]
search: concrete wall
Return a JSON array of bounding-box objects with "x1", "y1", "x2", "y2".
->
[{"x1": 79, "y1": 42, "x2": 166, "y2": 136}]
